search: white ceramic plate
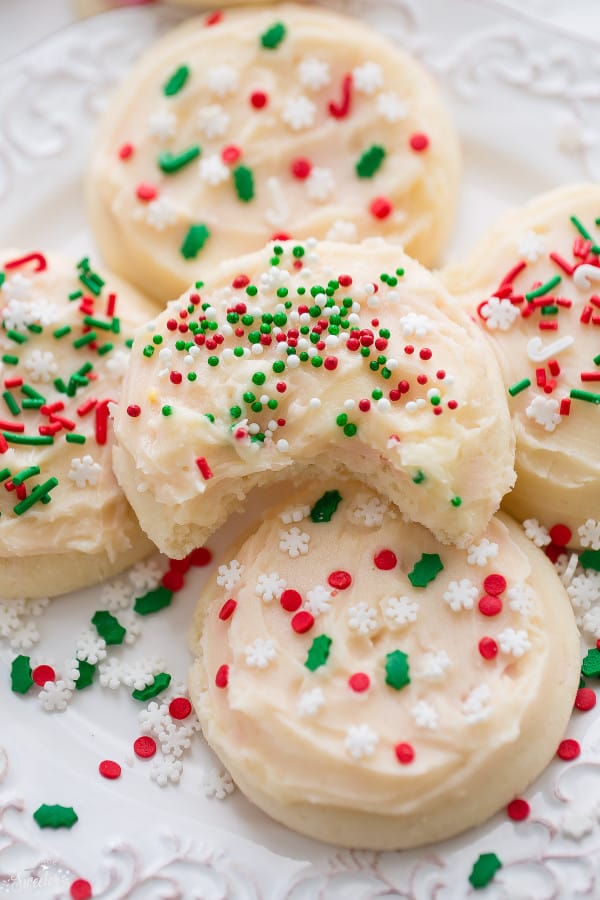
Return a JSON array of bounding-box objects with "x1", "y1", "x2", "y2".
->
[{"x1": 1, "y1": 3, "x2": 600, "y2": 898}]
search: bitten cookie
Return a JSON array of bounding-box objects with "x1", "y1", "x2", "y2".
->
[
  {"x1": 87, "y1": 2, "x2": 460, "y2": 302},
  {"x1": 112, "y1": 239, "x2": 515, "y2": 557},
  {"x1": 443, "y1": 184, "x2": 600, "y2": 551},
  {"x1": 0, "y1": 251, "x2": 155, "y2": 600},
  {"x1": 189, "y1": 481, "x2": 580, "y2": 849}
]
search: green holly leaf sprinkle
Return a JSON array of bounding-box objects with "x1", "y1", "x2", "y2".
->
[
  {"x1": 468, "y1": 852, "x2": 502, "y2": 889},
  {"x1": 385, "y1": 650, "x2": 410, "y2": 690},
  {"x1": 305, "y1": 635, "x2": 332, "y2": 671},
  {"x1": 10, "y1": 655, "x2": 33, "y2": 694},
  {"x1": 33, "y1": 804, "x2": 78, "y2": 829},
  {"x1": 582, "y1": 648, "x2": 600, "y2": 678},
  {"x1": 163, "y1": 64, "x2": 190, "y2": 96},
  {"x1": 92, "y1": 610, "x2": 126, "y2": 646},
  {"x1": 260, "y1": 21, "x2": 286, "y2": 49},
  {"x1": 581, "y1": 549, "x2": 600, "y2": 572},
  {"x1": 355, "y1": 145, "x2": 386, "y2": 179},
  {"x1": 233, "y1": 165, "x2": 255, "y2": 203},
  {"x1": 181, "y1": 223, "x2": 210, "y2": 260},
  {"x1": 310, "y1": 490, "x2": 342, "y2": 523},
  {"x1": 134, "y1": 585, "x2": 173, "y2": 616},
  {"x1": 408, "y1": 552, "x2": 444, "y2": 588},
  {"x1": 75, "y1": 659, "x2": 96, "y2": 690},
  {"x1": 132, "y1": 672, "x2": 171, "y2": 701}
]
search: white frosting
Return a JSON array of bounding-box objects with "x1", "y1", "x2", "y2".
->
[{"x1": 87, "y1": 3, "x2": 460, "y2": 302}]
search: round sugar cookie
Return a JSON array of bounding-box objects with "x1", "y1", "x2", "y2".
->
[
  {"x1": 443, "y1": 184, "x2": 600, "y2": 552},
  {"x1": 87, "y1": 2, "x2": 460, "y2": 303},
  {"x1": 0, "y1": 250, "x2": 156, "y2": 600},
  {"x1": 112, "y1": 239, "x2": 515, "y2": 558},
  {"x1": 189, "y1": 480, "x2": 580, "y2": 849}
]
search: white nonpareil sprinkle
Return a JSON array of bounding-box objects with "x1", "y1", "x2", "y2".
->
[
  {"x1": 376, "y1": 90, "x2": 407, "y2": 122},
  {"x1": 304, "y1": 584, "x2": 333, "y2": 617},
  {"x1": 522, "y1": 518, "x2": 551, "y2": 547},
  {"x1": 145, "y1": 196, "x2": 178, "y2": 231},
  {"x1": 517, "y1": 230, "x2": 545, "y2": 262},
  {"x1": 352, "y1": 61, "x2": 384, "y2": 94},
  {"x1": 306, "y1": 167, "x2": 335, "y2": 201},
  {"x1": 411, "y1": 700, "x2": 439, "y2": 730},
  {"x1": 147, "y1": 108, "x2": 177, "y2": 140},
  {"x1": 578, "y1": 519, "x2": 600, "y2": 551},
  {"x1": 24, "y1": 349, "x2": 58, "y2": 383},
  {"x1": 199, "y1": 154, "x2": 230, "y2": 186},
  {"x1": 420, "y1": 649, "x2": 451, "y2": 681},
  {"x1": 216, "y1": 559, "x2": 245, "y2": 591},
  {"x1": 197, "y1": 103, "x2": 230, "y2": 138}
]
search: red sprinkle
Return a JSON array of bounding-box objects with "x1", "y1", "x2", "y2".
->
[
  {"x1": 324, "y1": 356, "x2": 338, "y2": 371},
  {"x1": 483, "y1": 574, "x2": 506, "y2": 596},
  {"x1": 478, "y1": 595, "x2": 503, "y2": 617},
  {"x1": 196, "y1": 456, "x2": 213, "y2": 480},
  {"x1": 188, "y1": 547, "x2": 212, "y2": 567},
  {"x1": 549, "y1": 524, "x2": 572, "y2": 547},
  {"x1": 70, "y1": 880, "x2": 93, "y2": 900},
  {"x1": 280, "y1": 589, "x2": 303, "y2": 612},
  {"x1": 134, "y1": 736, "x2": 157, "y2": 759},
  {"x1": 409, "y1": 132, "x2": 429, "y2": 152},
  {"x1": 250, "y1": 90, "x2": 268, "y2": 109},
  {"x1": 169, "y1": 697, "x2": 192, "y2": 720},
  {"x1": 168, "y1": 557, "x2": 191, "y2": 574},
  {"x1": 348, "y1": 672, "x2": 370, "y2": 692},
  {"x1": 232, "y1": 274, "x2": 250, "y2": 289},
  {"x1": 221, "y1": 144, "x2": 241, "y2": 165},
  {"x1": 557, "y1": 738, "x2": 580, "y2": 761},
  {"x1": 358, "y1": 398, "x2": 371, "y2": 412},
  {"x1": 136, "y1": 182, "x2": 157, "y2": 202},
  {"x1": 215, "y1": 664, "x2": 229, "y2": 688},
  {"x1": 370, "y1": 196, "x2": 393, "y2": 219},
  {"x1": 126, "y1": 404, "x2": 141, "y2": 418},
  {"x1": 395, "y1": 742, "x2": 415, "y2": 764},
  {"x1": 328, "y1": 73, "x2": 353, "y2": 118},
  {"x1": 478, "y1": 637, "x2": 498, "y2": 659},
  {"x1": 575, "y1": 688, "x2": 596, "y2": 711},
  {"x1": 32, "y1": 665, "x2": 56, "y2": 686},
  {"x1": 338, "y1": 274, "x2": 352, "y2": 287},
  {"x1": 374, "y1": 549, "x2": 397, "y2": 570},
  {"x1": 119, "y1": 143, "x2": 134, "y2": 160},
  {"x1": 291, "y1": 158, "x2": 312, "y2": 179},
  {"x1": 98, "y1": 760, "x2": 121, "y2": 780},
  {"x1": 507, "y1": 798, "x2": 530, "y2": 821},
  {"x1": 161, "y1": 570, "x2": 184, "y2": 592},
  {"x1": 328, "y1": 570, "x2": 352, "y2": 590},
  {"x1": 291, "y1": 611, "x2": 315, "y2": 634},
  {"x1": 218, "y1": 598, "x2": 237, "y2": 621}
]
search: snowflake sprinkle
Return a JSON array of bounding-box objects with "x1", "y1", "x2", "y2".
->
[
  {"x1": 245, "y1": 638, "x2": 277, "y2": 669},
  {"x1": 345, "y1": 723, "x2": 378, "y2": 759},
  {"x1": 348, "y1": 602, "x2": 379, "y2": 636},
  {"x1": 279, "y1": 528, "x2": 310, "y2": 558},
  {"x1": 443, "y1": 579, "x2": 478, "y2": 611}
]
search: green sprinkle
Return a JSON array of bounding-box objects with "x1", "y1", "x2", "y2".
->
[
  {"x1": 246, "y1": 285, "x2": 258, "y2": 297},
  {"x1": 305, "y1": 634, "x2": 332, "y2": 671},
  {"x1": 570, "y1": 388, "x2": 600, "y2": 404},
  {"x1": 91, "y1": 610, "x2": 126, "y2": 646},
  {"x1": 272, "y1": 360, "x2": 285, "y2": 373},
  {"x1": 73, "y1": 331, "x2": 96, "y2": 349},
  {"x1": 181, "y1": 223, "x2": 210, "y2": 259},
  {"x1": 163, "y1": 64, "x2": 190, "y2": 96},
  {"x1": 412, "y1": 470, "x2": 425, "y2": 484},
  {"x1": 408, "y1": 552, "x2": 444, "y2": 588},
  {"x1": 525, "y1": 275, "x2": 561, "y2": 301},
  {"x1": 252, "y1": 371, "x2": 266, "y2": 385},
  {"x1": 12, "y1": 465, "x2": 40, "y2": 486},
  {"x1": 143, "y1": 345, "x2": 154, "y2": 358},
  {"x1": 14, "y1": 477, "x2": 58, "y2": 515},
  {"x1": 75, "y1": 659, "x2": 96, "y2": 690},
  {"x1": 582, "y1": 648, "x2": 600, "y2": 677},
  {"x1": 161, "y1": 405, "x2": 173, "y2": 416},
  {"x1": 11, "y1": 655, "x2": 33, "y2": 694},
  {"x1": 343, "y1": 422, "x2": 357, "y2": 437},
  {"x1": 2, "y1": 354, "x2": 18, "y2": 365},
  {"x1": 207, "y1": 356, "x2": 219, "y2": 367},
  {"x1": 451, "y1": 496, "x2": 462, "y2": 507},
  {"x1": 310, "y1": 489, "x2": 342, "y2": 523},
  {"x1": 83, "y1": 315, "x2": 111, "y2": 331},
  {"x1": 132, "y1": 672, "x2": 171, "y2": 701},
  {"x1": 6, "y1": 329, "x2": 27, "y2": 344},
  {"x1": 68, "y1": 290, "x2": 82, "y2": 301},
  {"x1": 233, "y1": 165, "x2": 254, "y2": 202},
  {"x1": 0, "y1": 468, "x2": 10, "y2": 482},
  {"x1": 33, "y1": 805, "x2": 78, "y2": 830},
  {"x1": 260, "y1": 21, "x2": 286, "y2": 49},
  {"x1": 66, "y1": 434, "x2": 86, "y2": 446},
  {"x1": 355, "y1": 144, "x2": 386, "y2": 178},
  {"x1": 570, "y1": 214, "x2": 592, "y2": 241},
  {"x1": 3, "y1": 434, "x2": 53, "y2": 447},
  {"x1": 97, "y1": 343, "x2": 113, "y2": 356},
  {"x1": 580, "y1": 549, "x2": 600, "y2": 572},
  {"x1": 385, "y1": 650, "x2": 410, "y2": 690},
  {"x1": 230, "y1": 405, "x2": 242, "y2": 419},
  {"x1": 3, "y1": 391, "x2": 20, "y2": 415},
  {"x1": 311, "y1": 356, "x2": 323, "y2": 368},
  {"x1": 468, "y1": 853, "x2": 502, "y2": 890},
  {"x1": 158, "y1": 145, "x2": 200, "y2": 174},
  {"x1": 372, "y1": 389, "x2": 383, "y2": 400},
  {"x1": 593, "y1": 354, "x2": 600, "y2": 366},
  {"x1": 21, "y1": 384, "x2": 44, "y2": 400},
  {"x1": 134, "y1": 586, "x2": 173, "y2": 616},
  {"x1": 508, "y1": 378, "x2": 531, "y2": 397},
  {"x1": 540, "y1": 305, "x2": 558, "y2": 315}
]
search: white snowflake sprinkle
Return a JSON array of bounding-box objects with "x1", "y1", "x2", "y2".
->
[
  {"x1": 517, "y1": 230, "x2": 545, "y2": 262},
  {"x1": 481, "y1": 296, "x2": 520, "y2": 331},
  {"x1": 119, "y1": 610, "x2": 142, "y2": 646},
  {"x1": 129, "y1": 556, "x2": 166, "y2": 592},
  {"x1": 145, "y1": 196, "x2": 178, "y2": 231},
  {"x1": 348, "y1": 494, "x2": 389, "y2": 527},
  {"x1": 150, "y1": 754, "x2": 183, "y2": 787},
  {"x1": 207, "y1": 64, "x2": 238, "y2": 96},
  {"x1": 199, "y1": 154, "x2": 230, "y2": 186},
  {"x1": 376, "y1": 91, "x2": 407, "y2": 122},
  {"x1": 582, "y1": 606, "x2": 600, "y2": 639},
  {"x1": 567, "y1": 571, "x2": 600, "y2": 612},
  {"x1": 305, "y1": 584, "x2": 333, "y2": 617},
  {"x1": 279, "y1": 527, "x2": 310, "y2": 558},
  {"x1": 197, "y1": 104, "x2": 230, "y2": 139},
  {"x1": 411, "y1": 700, "x2": 439, "y2": 730},
  {"x1": 305, "y1": 167, "x2": 334, "y2": 201},
  {"x1": 498, "y1": 628, "x2": 531, "y2": 657},
  {"x1": 297, "y1": 56, "x2": 331, "y2": 90},
  {"x1": 383, "y1": 596, "x2": 419, "y2": 628},
  {"x1": 68, "y1": 455, "x2": 102, "y2": 488},
  {"x1": 462, "y1": 684, "x2": 492, "y2": 724},
  {"x1": 297, "y1": 687, "x2": 324, "y2": 717},
  {"x1": 281, "y1": 95, "x2": 316, "y2": 131},
  {"x1": 0, "y1": 603, "x2": 20, "y2": 637},
  {"x1": 398, "y1": 311, "x2": 432, "y2": 338},
  {"x1": 160, "y1": 722, "x2": 194, "y2": 758},
  {"x1": 326, "y1": 219, "x2": 358, "y2": 242},
  {"x1": 345, "y1": 723, "x2": 378, "y2": 759},
  {"x1": 24, "y1": 349, "x2": 58, "y2": 383},
  {"x1": 121, "y1": 657, "x2": 164, "y2": 691},
  {"x1": 526, "y1": 395, "x2": 561, "y2": 432},
  {"x1": 104, "y1": 349, "x2": 130, "y2": 378},
  {"x1": 352, "y1": 61, "x2": 383, "y2": 94},
  {"x1": 139, "y1": 701, "x2": 171, "y2": 736},
  {"x1": 348, "y1": 602, "x2": 379, "y2": 636},
  {"x1": 100, "y1": 579, "x2": 133, "y2": 612},
  {"x1": 507, "y1": 583, "x2": 534, "y2": 616},
  {"x1": 216, "y1": 559, "x2": 245, "y2": 591},
  {"x1": 255, "y1": 572, "x2": 286, "y2": 602},
  {"x1": 523, "y1": 518, "x2": 551, "y2": 547},
  {"x1": 245, "y1": 637, "x2": 277, "y2": 669},
  {"x1": 9, "y1": 620, "x2": 40, "y2": 650},
  {"x1": 201, "y1": 766, "x2": 235, "y2": 800},
  {"x1": 579, "y1": 519, "x2": 600, "y2": 551},
  {"x1": 75, "y1": 630, "x2": 107, "y2": 665},
  {"x1": 98, "y1": 657, "x2": 124, "y2": 689},
  {"x1": 420, "y1": 649, "x2": 451, "y2": 681},
  {"x1": 467, "y1": 539, "x2": 499, "y2": 567},
  {"x1": 148, "y1": 108, "x2": 177, "y2": 140},
  {"x1": 442, "y1": 578, "x2": 478, "y2": 611},
  {"x1": 1, "y1": 298, "x2": 35, "y2": 331},
  {"x1": 38, "y1": 680, "x2": 73, "y2": 712}
]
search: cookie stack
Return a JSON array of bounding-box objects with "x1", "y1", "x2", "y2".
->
[{"x1": 3, "y1": 2, "x2": 593, "y2": 851}]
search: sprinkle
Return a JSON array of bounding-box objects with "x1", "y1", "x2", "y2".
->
[
  {"x1": 305, "y1": 634, "x2": 332, "y2": 671},
  {"x1": 328, "y1": 73, "x2": 353, "y2": 119},
  {"x1": 385, "y1": 649, "x2": 410, "y2": 690},
  {"x1": 348, "y1": 672, "x2": 370, "y2": 692},
  {"x1": 10, "y1": 655, "x2": 33, "y2": 694},
  {"x1": 169, "y1": 697, "x2": 192, "y2": 719},
  {"x1": 163, "y1": 64, "x2": 190, "y2": 96},
  {"x1": 370, "y1": 196, "x2": 392, "y2": 219},
  {"x1": 260, "y1": 21, "x2": 286, "y2": 49},
  {"x1": 95, "y1": 399, "x2": 110, "y2": 445},
  {"x1": 32, "y1": 664, "x2": 55, "y2": 686},
  {"x1": 70, "y1": 879, "x2": 92, "y2": 900},
  {"x1": 570, "y1": 388, "x2": 600, "y2": 404},
  {"x1": 557, "y1": 738, "x2": 580, "y2": 761},
  {"x1": 5, "y1": 251, "x2": 47, "y2": 272},
  {"x1": 91, "y1": 610, "x2": 126, "y2": 646},
  {"x1": 328, "y1": 570, "x2": 352, "y2": 589},
  {"x1": 13, "y1": 477, "x2": 58, "y2": 515},
  {"x1": 99, "y1": 760, "x2": 121, "y2": 780},
  {"x1": 291, "y1": 611, "x2": 314, "y2": 633},
  {"x1": 525, "y1": 275, "x2": 561, "y2": 301},
  {"x1": 575, "y1": 687, "x2": 596, "y2": 711},
  {"x1": 409, "y1": 132, "x2": 429, "y2": 152},
  {"x1": 196, "y1": 456, "x2": 213, "y2": 479},
  {"x1": 479, "y1": 637, "x2": 498, "y2": 659},
  {"x1": 355, "y1": 145, "x2": 386, "y2": 179},
  {"x1": 507, "y1": 798, "x2": 530, "y2": 821},
  {"x1": 132, "y1": 672, "x2": 171, "y2": 701},
  {"x1": 508, "y1": 377, "x2": 531, "y2": 396},
  {"x1": 75, "y1": 660, "x2": 96, "y2": 690},
  {"x1": 158, "y1": 145, "x2": 201, "y2": 174},
  {"x1": 250, "y1": 91, "x2": 268, "y2": 109},
  {"x1": 582, "y1": 648, "x2": 600, "y2": 676},
  {"x1": 134, "y1": 736, "x2": 157, "y2": 759},
  {"x1": 181, "y1": 223, "x2": 210, "y2": 259},
  {"x1": 215, "y1": 664, "x2": 229, "y2": 688},
  {"x1": 233, "y1": 165, "x2": 255, "y2": 202},
  {"x1": 218, "y1": 598, "x2": 237, "y2": 620},
  {"x1": 280, "y1": 589, "x2": 302, "y2": 611},
  {"x1": 395, "y1": 742, "x2": 415, "y2": 764},
  {"x1": 374, "y1": 549, "x2": 397, "y2": 570},
  {"x1": 408, "y1": 553, "x2": 444, "y2": 588},
  {"x1": 570, "y1": 214, "x2": 593, "y2": 241},
  {"x1": 134, "y1": 586, "x2": 173, "y2": 616},
  {"x1": 310, "y1": 489, "x2": 342, "y2": 522},
  {"x1": 33, "y1": 805, "x2": 78, "y2": 829},
  {"x1": 468, "y1": 853, "x2": 502, "y2": 889}
]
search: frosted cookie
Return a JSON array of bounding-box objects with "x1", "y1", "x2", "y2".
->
[
  {"x1": 0, "y1": 251, "x2": 155, "y2": 600},
  {"x1": 87, "y1": 3, "x2": 460, "y2": 302},
  {"x1": 189, "y1": 481, "x2": 579, "y2": 849},
  {"x1": 443, "y1": 184, "x2": 600, "y2": 551},
  {"x1": 112, "y1": 239, "x2": 515, "y2": 557}
]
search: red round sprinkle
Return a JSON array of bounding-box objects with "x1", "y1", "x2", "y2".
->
[
  {"x1": 358, "y1": 398, "x2": 371, "y2": 412},
  {"x1": 98, "y1": 759, "x2": 121, "y2": 780},
  {"x1": 374, "y1": 549, "x2": 397, "y2": 570},
  {"x1": 409, "y1": 132, "x2": 429, "y2": 152},
  {"x1": 250, "y1": 90, "x2": 268, "y2": 109},
  {"x1": 136, "y1": 182, "x2": 157, "y2": 202},
  {"x1": 215, "y1": 664, "x2": 229, "y2": 688},
  {"x1": 232, "y1": 274, "x2": 250, "y2": 289},
  {"x1": 169, "y1": 697, "x2": 192, "y2": 720},
  {"x1": 507, "y1": 798, "x2": 530, "y2": 821},
  {"x1": 416, "y1": 374, "x2": 428, "y2": 385},
  {"x1": 276, "y1": 381, "x2": 287, "y2": 393},
  {"x1": 134, "y1": 736, "x2": 157, "y2": 759},
  {"x1": 188, "y1": 546, "x2": 212, "y2": 567},
  {"x1": 338, "y1": 274, "x2": 352, "y2": 287},
  {"x1": 395, "y1": 742, "x2": 415, "y2": 764},
  {"x1": 483, "y1": 574, "x2": 507, "y2": 596},
  {"x1": 557, "y1": 738, "x2": 580, "y2": 760},
  {"x1": 126, "y1": 404, "x2": 141, "y2": 418},
  {"x1": 447, "y1": 399, "x2": 458, "y2": 410},
  {"x1": 291, "y1": 611, "x2": 315, "y2": 634},
  {"x1": 162, "y1": 570, "x2": 184, "y2": 592},
  {"x1": 419, "y1": 347, "x2": 432, "y2": 360},
  {"x1": 221, "y1": 144, "x2": 241, "y2": 165},
  {"x1": 369, "y1": 196, "x2": 393, "y2": 219},
  {"x1": 324, "y1": 356, "x2": 338, "y2": 370},
  {"x1": 291, "y1": 157, "x2": 312, "y2": 179},
  {"x1": 478, "y1": 595, "x2": 503, "y2": 617},
  {"x1": 549, "y1": 523, "x2": 571, "y2": 547},
  {"x1": 32, "y1": 665, "x2": 55, "y2": 686},
  {"x1": 169, "y1": 556, "x2": 191, "y2": 574},
  {"x1": 404, "y1": 344, "x2": 414, "y2": 355},
  {"x1": 575, "y1": 688, "x2": 596, "y2": 711},
  {"x1": 70, "y1": 880, "x2": 93, "y2": 900},
  {"x1": 169, "y1": 371, "x2": 182, "y2": 385},
  {"x1": 218, "y1": 598, "x2": 237, "y2": 621},
  {"x1": 118, "y1": 143, "x2": 134, "y2": 160},
  {"x1": 280, "y1": 589, "x2": 302, "y2": 612},
  {"x1": 328, "y1": 570, "x2": 352, "y2": 590},
  {"x1": 478, "y1": 637, "x2": 498, "y2": 659},
  {"x1": 348, "y1": 672, "x2": 370, "y2": 692}
]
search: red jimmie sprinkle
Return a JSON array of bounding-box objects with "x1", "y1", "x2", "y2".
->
[
  {"x1": 250, "y1": 90, "x2": 268, "y2": 109},
  {"x1": 280, "y1": 589, "x2": 302, "y2": 612},
  {"x1": 95, "y1": 399, "x2": 111, "y2": 446},
  {"x1": 370, "y1": 196, "x2": 393, "y2": 219},
  {"x1": 136, "y1": 182, "x2": 157, "y2": 202},
  {"x1": 291, "y1": 611, "x2": 315, "y2": 634},
  {"x1": 221, "y1": 145, "x2": 241, "y2": 165},
  {"x1": 70, "y1": 880, "x2": 93, "y2": 900},
  {"x1": 478, "y1": 595, "x2": 503, "y2": 617},
  {"x1": 374, "y1": 549, "x2": 397, "y2": 570},
  {"x1": 134, "y1": 736, "x2": 157, "y2": 759},
  {"x1": 348, "y1": 672, "x2": 370, "y2": 692},
  {"x1": 127, "y1": 404, "x2": 141, "y2": 418},
  {"x1": 328, "y1": 570, "x2": 352, "y2": 590},
  {"x1": 575, "y1": 688, "x2": 596, "y2": 711},
  {"x1": 483, "y1": 574, "x2": 507, "y2": 596},
  {"x1": 215, "y1": 664, "x2": 229, "y2": 688},
  {"x1": 205, "y1": 10, "x2": 223, "y2": 25},
  {"x1": 32, "y1": 665, "x2": 56, "y2": 686},
  {"x1": 395, "y1": 742, "x2": 415, "y2": 764},
  {"x1": 507, "y1": 798, "x2": 530, "y2": 821},
  {"x1": 557, "y1": 739, "x2": 580, "y2": 761},
  {"x1": 291, "y1": 158, "x2": 312, "y2": 179},
  {"x1": 196, "y1": 457, "x2": 213, "y2": 480},
  {"x1": 162, "y1": 569, "x2": 184, "y2": 592},
  {"x1": 98, "y1": 760, "x2": 122, "y2": 780},
  {"x1": 478, "y1": 637, "x2": 498, "y2": 660},
  {"x1": 119, "y1": 143, "x2": 134, "y2": 160},
  {"x1": 169, "y1": 697, "x2": 192, "y2": 720},
  {"x1": 218, "y1": 598, "x2": 237, "y2": 621}
]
